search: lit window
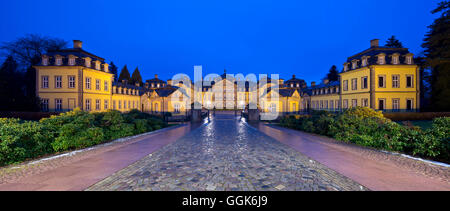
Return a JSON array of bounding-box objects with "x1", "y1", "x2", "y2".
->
[
  {"x1": 68, "y1": 76, "x2": 76, "y2": 88},
  {"x1": 42, "y1": 76, "x2": 49, "y2": 88},
  {"x1": 85, "y1": 99, "x2": 91, "y2": 111},
  {"x1": 69, "y1": 57, "x2": 75, "y2": 66},
  {"x1": 85, "y1": 77, "x2": 91, "y2": 89},
  {"x1": 42, "y1": 57, "x2": 49, "y2": 66},
  {"x1": 96, "y1": 99, "x2": 100, "y2": 110},
  {"x1": 55, "y1": 99, "x2": 63, "y2": 111},
  {"x1": 393, "y1": 99, "x2": 400, "y2": 110},
  {"x1": 377, "y1": 54, "x2": 385, "y2": 65},
  {"x1": 55, "y1": 76, "x2": 62, "y2": 88},
  {"x1": 392, "y1": 75, "x2": 400, "y2": 88},
  {"x1": 406, "y1": 55, "x2": 413, "y2": 65},
  {"x1": 56, "y1": 57, "x2": 62, "y2": 66}
]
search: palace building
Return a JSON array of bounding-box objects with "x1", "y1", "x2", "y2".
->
[{"x1": 34, "y1": 39, "x2": 420, "y2": 115}]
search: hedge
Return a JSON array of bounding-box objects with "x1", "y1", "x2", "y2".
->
[
  {"x1": 280, "y1": 107, "x2": 450, "y2": 163},
  {"x1": 0, "y1": 108, "x2": 168, "y2": 166}
]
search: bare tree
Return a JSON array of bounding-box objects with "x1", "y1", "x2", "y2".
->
[{"x1": 0, "y1": 34, "x2": 68, "y2": 69}]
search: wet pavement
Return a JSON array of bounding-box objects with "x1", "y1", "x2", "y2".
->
[{"x1": 87, "y1": 114, "x2": 366, "y2": 191}]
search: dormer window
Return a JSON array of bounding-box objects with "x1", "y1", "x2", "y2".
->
[
  {"x1": 68, "y1": 56, "x2": 76, "y2": 66},
  {"x1": 405, "y1": 54, "x2": 413, "y2": 65},
  {"x1": 343, "y1": 63, "x2": 349, "y2": 72},
  {"x1": 392, "y1": 53, "x2": 400, "y2": 65},
  {"x1": 361, "y1": 56, "x2": 368, "y2": 67},
  {"x1": 95, "y1": 61, "x2": 101, "y2": 70},
  {"x1": 55, "y1": 56, "x2": 62, "y2": 66},
  {"x1": 377, "y1": 53, "x2": 386, "y2": 65},
  {"x1": 84, "y1": 58, "x2": 91, "y2": 68},
  {"x1": 352, "y1": 60, "x2": 358, "y2": 69},
  {"x1": 42, "y1": 56, "x2": 49, "y2": 66}
]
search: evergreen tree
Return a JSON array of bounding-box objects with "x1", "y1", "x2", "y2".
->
[
  {"x1": 110, "y1": 61, "x2": 118, "y2": 82},
  {"x1": 0, "y1": 56, "x2": 21, "y2": 111},
  {"x1": 326, "y1": 65, "x2": 339, "y2": 82},
  {"x1": 385, "y1": 35, "x2": 403, "y2": 48},
  {"x1": 118, "y1": 65, "x2": 131, "y2": 83},
  {"x1": 130, "y1": 67, "x2": 143, "y2": 86},
  {"x1": 422, "y1": 1, "x2": 450, "y2": 111}
]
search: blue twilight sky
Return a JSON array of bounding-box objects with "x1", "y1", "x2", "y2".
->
[{"x1": 0, "y1": 0, "x2": 441, "y2": 84}]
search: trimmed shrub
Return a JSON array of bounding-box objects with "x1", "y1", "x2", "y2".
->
[
  {"x1": 280, "y1": 107, "x2": 450, "y2": 163},
  {"x1": 0, "y1": 109, "x2": 168, "y2": 166}
]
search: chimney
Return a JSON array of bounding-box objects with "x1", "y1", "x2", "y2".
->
[
  {"x1": 73, "y1": 40, "x2": 83, "y2": 49},
  {"x1": 370, "y1": 39, "x2": 379, "y2": 48},
  {"x1": 154, "y1": 74, "x2": 158, "y2": 79},
  {"x1": 323, "y1": 79, "x2": 329, "y2": 84},
  {"x1": 292, "y1": 74, "x2": 296, "y2": 79},
  {"x1": 311, "y1": 81, "x2": 316, "y2": 87}
]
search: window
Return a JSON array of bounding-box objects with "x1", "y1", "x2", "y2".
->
[
  {"x1": 362, "y1": 98, "x2": 369, "y2": 107},
  {"x1": 118, "y1": 100, "x2": 122, "y2": 109},
  {"x1": 124, "y1": 100, "x2": 127, "y2": 109},
  {"x1": 361, "y1": 77, "x2": 368, "y2": 89},
  {"x1": 56, "y1": 57, "x2": 62, "y2": 66},
  {"x1": 42, "y1": 99, "x2": 49, "y2": 111},
  {"x1": 377, "y1": 54, "x2": 385, "y2": 65},
  {"x1": 133, "y1": 101, "x2": 135, "y2": 108},
  {"x1": 351, "y1": 78, "x2": 357, "y2": 90},
  {"x1": 104, "y1": 100, "x2": 108, "y2": 110},
  {"x1": 362, "y1": 57, "x2": 368, "y2": 67},
  {"x1": 392, "y1": 55, "x2": 399, "y2": 64},
  {"x1": 55, "y1": 76, "x2": 62, "y2": 88},
  {"x1": 42, "y1": 57, "x2": 49, "y2": 66},
  {"x1": 343, "y1": 99, "x2": 348, "y2": 109},
  {"x1": 378, "y1": 75, "x2": 386, "y2": 88},
  {"x1": 68, "y1": 76, "x2": 76, "y2": 88},
  {"x1": 393, "y1": 99, "x2": 400, "y2": 110},
  {"x1": 157, "y1": 83, "x2": 160, "y2": 88},
  {"x1": 85, "y1": 59, "x2": 91, "y2": 67},
  {"x1": 69, "y1": 57, "x2": 75, "y2": 66},
  {"x1": 406, "y1": 75, "x2": 414, "y2": 88},
  {"x1": 378, "y1": 99, "x2": 385, "y2": 110},
  {"x1": 96, "y1": 79, "x2": 101, "y2": 90},
  {"x1": 343, "y1": 63, "x2": 349, "y2": 72},
  {"x1": 392, "y1": 75, "x2": 400, "y2": 88},
  {"x1": 269, "y1": 103, "x2": 277, "y2": 113},
  {"x1": 104, "y1": 81, "x2": 109, "y2": 91},
  {"x1": 343, "y1": 80, "x2": 348, "y2": 91},
  {"x1": 324, "y1": 100, "x2": 328, "y2": 109},
  {"x1": 85, "y1": 99, "x2": 91, "y2": 111},
  {"x1": 330, "y1": 100, "x2": 334, "y2": 110},
  {"x1": 406, "y1": 55, "x2": 413, "y2": 65},
  {"x1": 42, "y1": 76, "x2": 49, "y2": 88},
  {"x1": 86, "y1": 77, "x2": 91, "y2": 89},
  {"x1": 174, "y1": 103, "x2": 180, "y2": 113},
  {"x1": 352, "y1": 60, "x2": 358, "y2": 69},
  {"x1": 335, "y1": 100, "x2": 340, "y2": 109},
  {"x1": 406, "y1": 99, "x2": 413, "y2": 110},
  {"x1": 96, "y1": 99, "x2": 100, "y2": 110},
  {"x1": 95, "y1": 62, "x2": 100, "y2": 70},
  {"x1": 352, "y1": 99, "x2": 357, "y2": 107},
  {"x1": 128, "y1": 101, "x2": 131, "y2": 109},
  {"x1": 113, "y1": 100, "x2": 116, "y2": 109},
  {"x1": 320, "y1": 101, "x2": 323, "y2": 109},
  {"x1": 55, "y1": 99, "x2": 62, "y2": 111}
]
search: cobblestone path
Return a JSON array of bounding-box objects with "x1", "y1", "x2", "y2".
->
[{"x1": 87, "y1": 114, "x2": 366, "y2": 191}]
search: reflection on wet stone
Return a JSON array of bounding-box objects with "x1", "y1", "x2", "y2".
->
[{"x1": 87, "y1": 114, "x2": 367, "y2": 191}]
